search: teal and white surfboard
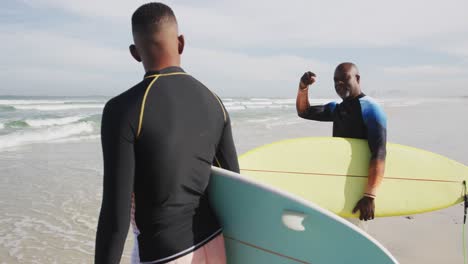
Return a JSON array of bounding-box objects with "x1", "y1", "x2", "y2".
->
[{"x1": 209, "y1": 166, "x2": 399, "y2": 264}]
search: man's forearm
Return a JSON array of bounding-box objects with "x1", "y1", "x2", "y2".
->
[
  {"x1": 296, "y1": 85, "x2": 310, "y2": 115},
  {"x1": 364, "y1": 159, "x2": 385, "y2": 197},
  {"x1": 95, "y1": 207, "x2": 130, "y2": 263}
]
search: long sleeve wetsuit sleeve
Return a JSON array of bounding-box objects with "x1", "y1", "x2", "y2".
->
[
  {"x1": 95, "y1": 99, "x2": 136, "y2": 263},
  {"x1": 361, "y1": 102, "x2": 387, "y2": 161},
  {"x1": 214, "y1": 111, "x2": 239, "y2": 173},
  {"x1": 298, "y1": 102, "x2": 337, "y2": 121}
]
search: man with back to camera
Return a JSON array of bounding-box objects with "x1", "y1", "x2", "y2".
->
[
  {"x1": 95, "y1": 3, "x2": 239, "y2": 264},
  {"x1": 295, "y1": 63, "x2": 387, "y2": 226}
]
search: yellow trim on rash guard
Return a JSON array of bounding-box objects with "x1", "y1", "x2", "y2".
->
[
  {"x1": 137, "y1": 76, "x2": 160, "y2": 138},
  {"x1": 144, "y1": 72, "x2": 189, "y2": 79},
  {"x1": 137, "y1": 72, "x2": 188, "y2": 138},
  {"x1": 214, "y1": 156, "x2": 222, "y2": 168},
  {"x1": 208, "y1": 90, "x2": 227, "y2": 123}
]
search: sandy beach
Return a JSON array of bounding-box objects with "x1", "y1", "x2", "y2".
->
[{"x1": 0, "y1": 97, "x2": 467, "y2": 263}]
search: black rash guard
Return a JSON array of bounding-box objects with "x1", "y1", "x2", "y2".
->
[
  {"x1": 298, "y1": 93, "x2": 387, "y2": 160},
  {"x1": 95, "y1": 66, "x2": 239, "y2": 263}
]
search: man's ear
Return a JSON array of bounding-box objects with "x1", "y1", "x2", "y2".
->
[
  {"x1": 356, "y1": 74, "x2": 360, "y2": 84},
  {"x1": 129, "y1": 44, "x2": 142, "y2": 62},
  {"x1": 178, "y1": 35, "x2": 185, "y2": 55}
]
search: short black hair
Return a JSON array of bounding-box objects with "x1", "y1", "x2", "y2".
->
[{"x1": 132, "y1": 2, "x2": 177, "y2": 35}]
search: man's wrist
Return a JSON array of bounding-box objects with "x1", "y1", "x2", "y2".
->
[
  {"x1": 299, "y1": 84, "x2": 309, "y2": 91},
  {"x1": 364, "y1": 185, "x2": 378, "y2": 196}
]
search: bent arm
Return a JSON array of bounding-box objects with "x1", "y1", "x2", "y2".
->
[{"x1": 362, "y1": 102, "x2": 387, "y2": 197}]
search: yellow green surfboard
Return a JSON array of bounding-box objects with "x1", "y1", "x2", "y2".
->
[{"x1": 239, "y1": 137, "x2": 468, "y2": 218}]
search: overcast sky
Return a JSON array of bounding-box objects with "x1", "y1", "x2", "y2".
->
[{"x1": 1, "y1": 0, "x2": 467, "y2": 98}]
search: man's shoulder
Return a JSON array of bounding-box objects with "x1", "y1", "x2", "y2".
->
[
  {"x1": 359, "y1": 95, "x2": 379, "y2": 104},
  {"x1": 359, "y1": 95, "x2": 384, "y2": 110},
  {"x1": 104, "y1": 81, "x2": 147, "y2": 115},
  {"x1": 325, "y1": 101, "x2": 338, "y2": 111},
  {"x1": 358, "y1": 95, "x2": 387, "y2": 121}
]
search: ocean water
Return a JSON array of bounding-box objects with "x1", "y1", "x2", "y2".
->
[
  {"x1": 1, "y1": 96, "x2": 460, "y2": 152},
  {"x1": 0, "y1": 95, "x2": 467, "y2": 263},
  {"x1": 0, "y1": 96, "x2": 329, "y2": 151}
]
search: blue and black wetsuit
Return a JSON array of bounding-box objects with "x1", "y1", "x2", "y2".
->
[
  {"x1": 298, "y1": 93, "x2": 387, "y2": 160},
  {"x1": 95, "y1": 66, "x2": 239, "y2": 263}
]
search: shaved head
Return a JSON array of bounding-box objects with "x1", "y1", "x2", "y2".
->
[
  {"x1": 334, "y1": 62, "x2": 362, "y2": 99},
  {"x1": 335, "y1": 62, "x2": 359, "y2": 76}
]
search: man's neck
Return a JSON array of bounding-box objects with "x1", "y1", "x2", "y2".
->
[
  {"x1": 144, "y1": 58, "x2": 180, "y2": 72},
  {"x1": 349, "y1": 89, "x2": 363, "y2": 99},
  {"x1": 343, "y1": 91, "x2": 364, "y2": 101}
]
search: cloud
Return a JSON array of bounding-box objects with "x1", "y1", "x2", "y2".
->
[
  {"x1": 21, "y1": 0, "x2": 141, "y2": 19},
  {"x1": 383, "y1": 65, "x2": 468, "y2": 76},
  {"x1": 183, "y1": 47, "x2": 333, "y2": 97},
  {"x1": 21, "y1": 0, "x2": 468, "y2": 51},
  {"x1": 0, "y1": 25, "x2": 332, "y2": 97},
  {"x1": 0, "y1": 26, "x2": 141, "y2": 95},
  {"x1": 1, "y1": 27, "x2": 133, "y2": 72},
  {"x1": 374, "y1": 64, "x2": 468, "y2": 97},
  {"x1": 185, "y1": 47, "x2": 330, "y2": 82},
  {"x1": 4, "y1": 0, "x2": 467, "y2": 97},
  {"x1": 438, "y1": 41, "x2": 468, "y2": 59}
]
